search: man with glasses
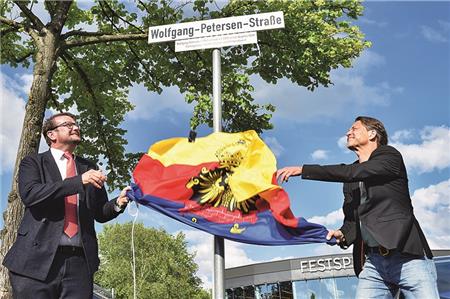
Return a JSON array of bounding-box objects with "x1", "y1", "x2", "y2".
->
[
  {"x1": 277, "y1": 116, "x2": 439, "y2": 299},
  {"x1": 3, "y1": 112, "x2": 130, "y2": 299}
]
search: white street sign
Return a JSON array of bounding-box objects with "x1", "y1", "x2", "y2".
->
[
  {"x1": 148, "y1": 11, "x2": 284, "y2": 44},
  {"x1": 175, "y1": 31, "x2": 257, "y2": 52}
]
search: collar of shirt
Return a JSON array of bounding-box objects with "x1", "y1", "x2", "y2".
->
[{"x1": 50, "y1": 148, "x2": 77, "y2": 179}]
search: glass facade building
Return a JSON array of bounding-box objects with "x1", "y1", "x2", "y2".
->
[{"x1": 225, "y1": 250, "x2": 450, "y2": 299}]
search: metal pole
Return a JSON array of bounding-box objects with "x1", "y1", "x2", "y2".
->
[
  {"x1": 212, "y1": 49, "x2": 222, "y2": 132},
  {"x1": 212, "y1": 48, "x2": 224, "y2": 299}
]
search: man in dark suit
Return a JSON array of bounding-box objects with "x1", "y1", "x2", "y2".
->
[
  {"x1": 277, "y1": 116, "x2": 439, "y2": 298},
  {"x1": 3, "y1": 112, "x2": 130, "y2": 299}
]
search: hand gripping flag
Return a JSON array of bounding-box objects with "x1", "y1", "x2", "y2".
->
[{"x1": 129, "y1": 130, "x2": 334, "y2": 245}]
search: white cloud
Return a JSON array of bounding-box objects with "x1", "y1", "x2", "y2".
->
[
  {"x1": 358, "y1": 17, "x2": 388, "y2": 28},
  {"x1": 420, "y1": 25, "x2": 448, "y2": 43},
  {"x1": 391, "y1": 129, "x2": 414, "y2": 143},
  {"x1": 313, "y1": 243, "x2": 351, "y2": 257},
  {"x1": 252, "y1": 50, "x2": 401, "y2": 123},
  {"x1": 126, "y1": 84, "x2": 193, "y2": 121},
  {"x1": 412, "y1": 179, "x2": 450, "y2": 249},
  {"x1": 0, "y1": 73, "x2": 26, "y2": 174},
  {"x1": 263, "y1": 136, "x2": 284, "y2": 158},
  {"x1": 350, "y1": 50, "x2": 386, "y2": 74},
  {"x1": 20, "y1": 74, "x2": 33, "y2": 95},
  {"x1": 438, "y1": 20, "x2": 450, "y2": 31},
  {"x1": 391, "y1": 126, "x2": 450, "y2": 173},
  {"x1": 311, "y1": 149, "x2": 329, "y2": 161},
  {"x1": 308, "y1": 208, "x2": 344, "y2": 228}
]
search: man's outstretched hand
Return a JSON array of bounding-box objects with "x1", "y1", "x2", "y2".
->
[{"x1": 276, "y1": 166, "x2": 303, "y2": 183}]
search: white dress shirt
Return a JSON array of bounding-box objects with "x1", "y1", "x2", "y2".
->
[{"x1": 50, "y1": 148, "x2": 82, "y2": 247}]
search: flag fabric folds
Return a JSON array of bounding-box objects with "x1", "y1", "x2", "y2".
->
[{"x1": 129, "y1": 130, "x2": 334, "y2": 245}]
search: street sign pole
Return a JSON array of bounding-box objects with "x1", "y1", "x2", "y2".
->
[
  {"x1": 212, "y1": 48, "x2": 224, "y2": 299},
  {"x1": 213, "y1": 49, "x2": 222, "y2": 133}
]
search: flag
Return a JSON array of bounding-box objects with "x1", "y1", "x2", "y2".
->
[{"x1": 129, "y1": 130, "x2": 333, "y2": 245}]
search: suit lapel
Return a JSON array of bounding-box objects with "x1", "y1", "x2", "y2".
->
[
  {"x1": 75, "y1": 156, "x2": 87, "y2": 203},
  {"x1": 75, "y1": 156, "x2": 88, "y2": 175},
  {"x1": 43, "y1": 150, "x2": 62, "y2": 182}
]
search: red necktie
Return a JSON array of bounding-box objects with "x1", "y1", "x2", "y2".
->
[{"x1": 64, "y1": 152, "x2": 78, "y2": 238}]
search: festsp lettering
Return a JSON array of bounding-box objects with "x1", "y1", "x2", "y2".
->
[{"x1": 299, "y1": 257, "x2": 352, "y2": 273}]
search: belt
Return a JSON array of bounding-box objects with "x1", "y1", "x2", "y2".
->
[
  {"x1": 57, "y1": 246, "x2": 84, "y2": 256},
  {"x1": 365, "y1": 246, "x2": 394, "y2": 257}
]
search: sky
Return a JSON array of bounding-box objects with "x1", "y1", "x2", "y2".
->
[{"x1": 1, "y1": 1, "x2": 449, "y2": 290}]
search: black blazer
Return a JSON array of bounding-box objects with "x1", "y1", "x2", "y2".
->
[
  {"x1": 302, "y1": 145, "x2": 432, "y2": 276},
  {"x1": 3, "y1": 150, "x2": 122, "y2": 281}
]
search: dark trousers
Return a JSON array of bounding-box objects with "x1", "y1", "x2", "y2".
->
[{"x1": 9, "y1": 249, "x2": 93, "y2": 299}]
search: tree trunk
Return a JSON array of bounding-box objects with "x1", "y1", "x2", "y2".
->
[{"x1": 0, "y1": 28, "x2": 59, "y2": 298}]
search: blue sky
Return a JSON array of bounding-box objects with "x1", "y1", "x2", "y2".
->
[{"x1": 1, "y1": 1, "x2": 449, "y2": 289}]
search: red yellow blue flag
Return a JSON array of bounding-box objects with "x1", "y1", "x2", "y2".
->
[{"x1": 129, "y1": 130, "x2": 333, "y2": 245}]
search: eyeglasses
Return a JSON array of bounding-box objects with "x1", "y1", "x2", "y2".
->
[{"x1": 51, "y1": 122, "x2": 80, "y2": 130}]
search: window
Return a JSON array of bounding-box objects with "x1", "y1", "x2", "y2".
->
[
  {"x1": 243, "y1": 285, "x2": 256, "y2": 299},
  {"x1": 435, "y1": 256, "x2": 450, "y2": 298},
  {"x1": 255, "y1": 283, "x2": 280, "y2": 298},
  {"x1": 293, "y1": 276, "x2": 358, "y2": 299},
  {"x1": 279, "y1": 281, "x2": 294, "y2": 299}
]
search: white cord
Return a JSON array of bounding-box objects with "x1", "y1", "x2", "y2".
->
[{"x1": 129, "y1": 201, "x2": 139, "y2": 299}]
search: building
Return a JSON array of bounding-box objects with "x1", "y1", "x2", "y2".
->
[{"x1": 225, "y1": 249, "x2": 450, "y2": 299}]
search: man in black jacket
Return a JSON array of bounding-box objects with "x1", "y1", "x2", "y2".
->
[
  {"x1": 277, "y1": 116, "x2": 439, "y2": 298},
  {"x1": 3, "y1": 112, "x2": 130, "y2": 299}
]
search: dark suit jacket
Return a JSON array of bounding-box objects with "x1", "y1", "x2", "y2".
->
[
  {"x1": 302, "y1": 145, "x2": 432, "y2": 276},
  {"x1": 3, "y1": 150, "x2": 123, "y2": 281}
]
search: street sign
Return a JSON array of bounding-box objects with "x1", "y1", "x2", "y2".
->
[
  {"x1": 148, "y1": 11, "x2": 284, "y2": 44},
  {"x1": 175, "y1": 31, "x2": 257, "y2": 52}
]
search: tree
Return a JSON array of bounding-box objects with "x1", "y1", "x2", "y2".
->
[
  {"x1": 0, "y1": 0, "x2": 369, "y2": 296},
  {"x1": 95, "y1": 222, "x2": 210, "y2": 299}
]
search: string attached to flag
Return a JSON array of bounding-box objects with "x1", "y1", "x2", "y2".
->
[{"x1": 128, "y1": 200, "x2": 140, "y2": 299}]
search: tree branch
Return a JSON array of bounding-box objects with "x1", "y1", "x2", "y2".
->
[
  {"x1": 49, "y1": 1, "x2": 73, "y2": 34},
  {"x1": 61, "y1": 30, "x2": 111, "y2": 39},
  {"x1": 0, "y1": 16, "x2": 23, "y2": 29},
  {"x1": 61, "y1": 52, "x2": 117, "y2": 175},
  {"x1": 94, "y1": 2, "x2": 160, "y2": 90},
  {"x1": 125, "y1": 42, "x2": 161, "y2": 91},
  {"x1": 63, "y1": 32, "x2": 148, "y2": 49},
  {"x1": 13, "y1": 1, "x2": 44, "y2": 30},
  {"x1": 44, "y1": 1, "x2": 56, "y2": 20},
  {"x1": 137, "y1": 0, "x2": 152, "y2": 16},
  {"x1": 0, "y1": 26, "x2": 19, "y2": 36},
  {"x1": 13, "y1": 50, "x2": 34, "y2": 63},
  {"x1": 0, "y1": 15, "x2": 37, "y2": 39},
  {"x1": 101, "y1": 1, "x2": 145, "y2": 33}
]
